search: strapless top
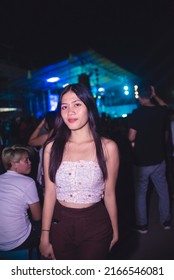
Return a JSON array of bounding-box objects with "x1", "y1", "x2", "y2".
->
[{"x1": 55, "y1": 160, "x2": 105, "y2": 203}]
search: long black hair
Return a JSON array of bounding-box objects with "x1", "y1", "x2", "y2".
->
[{"x1": 46, "y1": 83, "x2": 107, "y2": 182}]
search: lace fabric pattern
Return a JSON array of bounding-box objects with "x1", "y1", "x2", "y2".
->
[{"x1": 55, "y1": 160, "x2": 105, "y2": 203}]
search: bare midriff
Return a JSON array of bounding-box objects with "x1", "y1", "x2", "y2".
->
[{"x1": 58, "y1": 199, "x2": 96, "y2": 209}]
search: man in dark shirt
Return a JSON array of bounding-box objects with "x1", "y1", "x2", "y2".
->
[{"x1": 128, "y1": 86, "x2": 171, "y2": 233}]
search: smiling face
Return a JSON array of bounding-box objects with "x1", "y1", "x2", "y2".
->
[{"x1": 61, "y1": 90, "x2": 89, "y2": 131}]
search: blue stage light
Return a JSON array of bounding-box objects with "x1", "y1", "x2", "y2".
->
[{"x1": 46, "y1": 77, "x2": 60, "y2": 83}]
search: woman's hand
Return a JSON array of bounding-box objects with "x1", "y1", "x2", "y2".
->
[
  {"x1": 39, "y1": 241, "x2": 56, "y2": 260},
  {"x1": 109, "y1": 232, "x2": 118, "y2": 251}
]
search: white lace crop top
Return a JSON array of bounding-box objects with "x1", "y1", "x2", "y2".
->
[{"x1": 55, "y1": 160, "x2": 105, "y2": 203}]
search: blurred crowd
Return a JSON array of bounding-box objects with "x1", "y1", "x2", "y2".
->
[{"x1": 1, "y1": 106, "x2": 174, "y2": 222}]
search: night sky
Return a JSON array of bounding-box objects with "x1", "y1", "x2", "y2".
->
[{"x1": 1, "y1": 0, "x2": 174, "y2": 100}]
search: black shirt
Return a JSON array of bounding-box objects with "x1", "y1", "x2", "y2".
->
[{"x1": 129, "y1": 105, "x2": 168, "y2": 166}]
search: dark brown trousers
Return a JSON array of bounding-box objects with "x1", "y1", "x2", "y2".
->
[{"x1": 50, "y1": 200, "x2": 113, "y2": 260}]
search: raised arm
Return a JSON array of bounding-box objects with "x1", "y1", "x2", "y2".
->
[
  {"x1": 151, "y1": 86, "x2": 167, "y2": 106},
  {"x1": 103, "y1": 138, "x2": 119, "y2": 250},
  {"x1": 28, "y1": 119, "x2": 50, "y2": 147},
  {"x1": 39, "y1": 142, "x2": 57, "y2": 259}
]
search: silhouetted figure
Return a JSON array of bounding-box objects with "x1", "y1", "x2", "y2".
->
[
  {"x1": 128, "y1": 85, "x2": 171, "y2": 234},
  {"x1": 28, "y1": 111, "x2": 56, "y2": 191}
]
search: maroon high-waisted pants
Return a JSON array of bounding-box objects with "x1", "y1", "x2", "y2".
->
[{"x1": 50, "y1": 200, "x2": 113, "y2": 260}]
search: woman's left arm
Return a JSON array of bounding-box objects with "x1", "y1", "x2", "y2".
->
[{"x1": 103, "y1": 139, "x2": 120, "y2": 250}]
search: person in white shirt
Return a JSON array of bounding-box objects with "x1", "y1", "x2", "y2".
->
[{"x1": 0, "y1": 145, "x2": 41, "y2": 251}]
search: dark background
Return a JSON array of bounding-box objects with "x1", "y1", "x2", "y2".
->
[{"x1": 1, "y1": 0, "x2": 174, "y2": 100}]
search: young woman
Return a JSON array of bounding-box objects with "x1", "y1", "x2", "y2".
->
[{"x1": 39, "y1": 83, "x2": 119, "y2": 259}]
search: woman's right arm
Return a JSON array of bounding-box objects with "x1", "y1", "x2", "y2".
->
[{"x1": 39, "y1": 142, "x2": 57, "y2": 259}]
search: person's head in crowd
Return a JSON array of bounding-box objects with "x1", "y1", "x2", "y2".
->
[
  {"x1": 2, "y1": 145, "x2": 31, "y2": 174},
  {"x1": 138, "y1": 85, "x2": 154, "y2": 106},
  {"x1": 138, "y1": 85, "x2": 152, "y2": 99}
]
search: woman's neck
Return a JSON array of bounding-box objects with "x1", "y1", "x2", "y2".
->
[{"x1": 69, "y1": 128, "x2": 93, "y2": 144}]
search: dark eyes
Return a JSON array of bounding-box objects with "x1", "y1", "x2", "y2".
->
[
  {"x1": 61, "y1": 105, "x2": 67, "y2": 110},
  {"x1": 74, "y1": 103, "x2": 82, "y2": 107},
  {"x1": 61, "y1": 103, "x2": 82, "y2": 110}
]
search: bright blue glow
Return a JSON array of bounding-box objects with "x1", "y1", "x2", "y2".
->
[
  {"x1": 123, "y1": 85, "x2": 128, "y2": 90},
  {"x1": 98, "y1": 87, "x2": 105, "y2": 92},
  {"x1": 36, "y1": 111, "x2": 43, "y2": 118},
  {"x1": 124, "y1": 90, "x2": 129, "y2": 95},
  {"x1": 122, "y1": 114, "x2": 127, "y2": 118},
  {"x1": 63, "y1": 83, "x2": 69, "y2": 88},
  {"x1": 48, "y1": 94, "x2": 59, "y2": 111},
  {"x1": 46, "y1": 77, "x2": 60, "y2": 83},
  {"x1": 96, "y1": 98, "x2": 101, "y2": 109}
]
